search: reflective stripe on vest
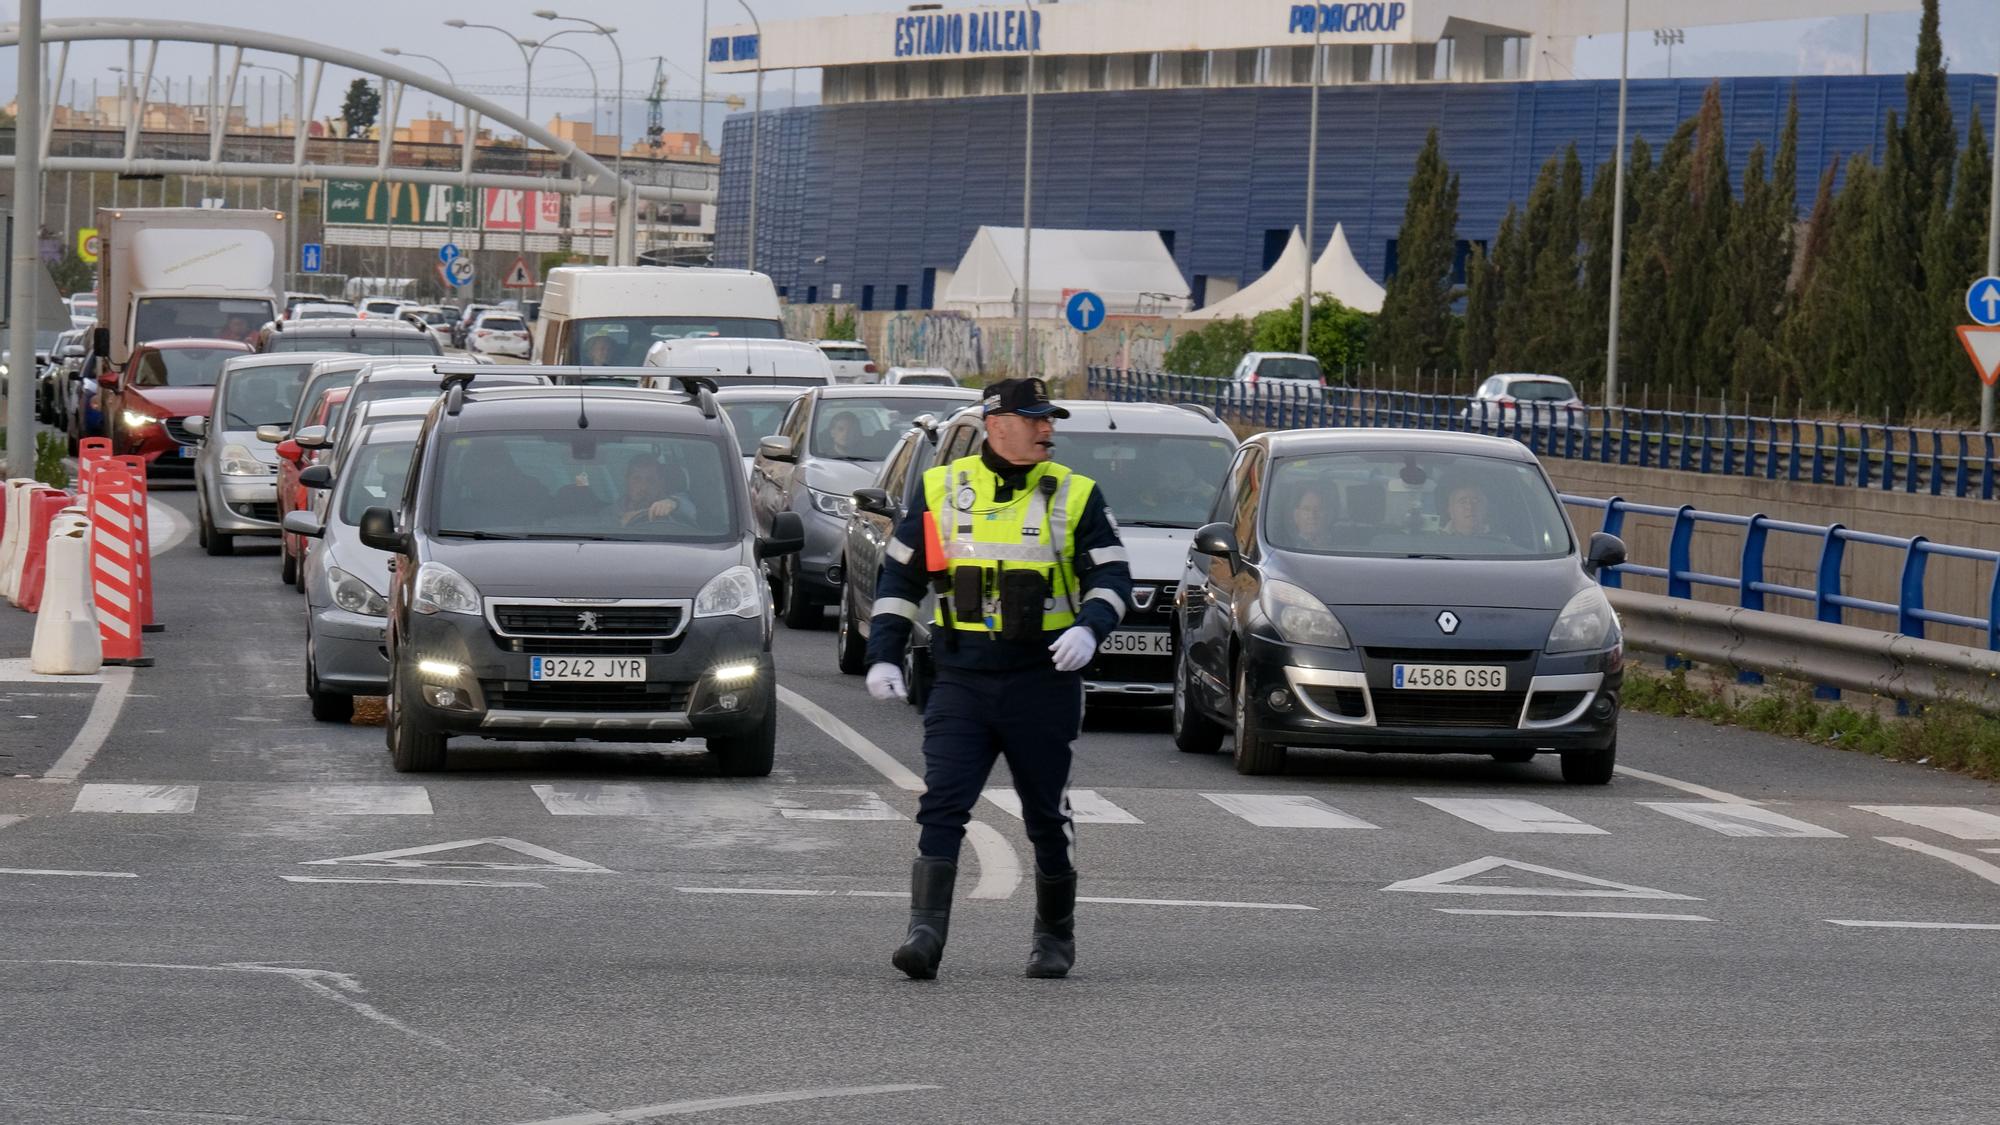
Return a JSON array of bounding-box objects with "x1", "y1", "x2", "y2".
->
[{"x1": 922, "y1": 455, "x2": 1096, "y2": 635}]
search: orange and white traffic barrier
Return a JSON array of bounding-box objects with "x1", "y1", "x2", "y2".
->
[
  {"x1": 31, "y1": 508, "x2": 103, "y2": 675},
  {"x1": 77, "y1": 437, "x2": 111, "y2": 505},
  {"x1": 13, "y1": 486, "x2": 72, "y2": 612},
  {"x1": 111, "y1": 454, "x2": 159, "y2": 632},
  {"x1": 0, "y1": 477, "x2": 38, "y2": 602},
  {"x1": 87, "y1": 463, "x2": 150, "y2": 667}
]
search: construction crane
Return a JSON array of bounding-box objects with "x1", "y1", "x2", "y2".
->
[
  {"x1": 646, "y1": 57, "x2": 668, "y2": 153},
  {"x1": 456, "y1": 83, "x2": 730, "y2": 105}
]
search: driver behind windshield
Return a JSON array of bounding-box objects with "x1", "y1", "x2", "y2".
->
[
  {"x1": 217, "y1": 314, "x2": 255, "y2": 343},
  {"x1": 581, "y1": 333, "x2": 621, "y2": 367},
  {"x1": 618, "y1": 457, "x2": 700, "y2": 527},
  {"x1": 821, "y1": 410, "x2": 864, "y2": 459},
  {"x1": 1440, "y1": 479, "x2": 1494, "y2": 537}
]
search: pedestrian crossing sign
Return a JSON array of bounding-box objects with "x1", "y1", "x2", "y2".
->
[{"x1": 502, "y1": 256, "x2": 538, "y2": 289}]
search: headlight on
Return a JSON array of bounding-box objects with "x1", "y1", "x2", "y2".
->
[
  {"x1": 412, "y1": 560, "x2": 481, "y2": 616},
  {"x1": 808, "y1": 487, "x2": 855, "y2": 518},
  {"x1": 220, "y1": 443, "x2": 269, "y2": 476},
  {"x1": 694, "y1": 564, "x2": 763, "y2": 619},
  {"x1": 1546, "y1": 586, "x2": 1620, "y2": 654},
  {"x1": 121, "y1": 409, "x2": 156, "y2": 430},
  {"x1": 1259, "y1": 579, "x2": 1351, "y2": 649},
  {"x1": 328, "y1": 565, "x2": 389, "y2": 616}
]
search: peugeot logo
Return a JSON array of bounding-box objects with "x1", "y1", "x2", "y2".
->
[
  {"x1": 1436, "y1": 611, "x2": 1460, "y2": 635},
  {"x1": 577, "y1": 611, "x2": 602, "y2": 632}
]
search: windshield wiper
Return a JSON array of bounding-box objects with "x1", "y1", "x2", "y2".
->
[
  {"x1": 436, "y1": 529, "x2": 528, "y2": 540},
  {"x1": 1403, "y1": 553, "x2": 1456, "y2": 560},
  {"x1": 1119, "y1": 519, "x2": 1199, "y2": 529},
  {"x1": 518, "y1": 532, "x2": 626, "y2": 541}
]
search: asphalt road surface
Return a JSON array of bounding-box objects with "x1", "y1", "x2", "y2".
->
[{"x1": 4, "y1": 489, "x2": 2000, "y2": 1124}]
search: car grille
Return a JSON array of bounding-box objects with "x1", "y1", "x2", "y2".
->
[
  {"x1": 1300, "y1": 685, "x2": 1370, "y2": 720},
  {"x1": 163, "y1": 417, "x2": 198, "y2": 446},
  {"x1": 1526, "y1": 691, "x2": 1589, "y2": 722},
  {"x1": 491, "y1": 603, "x2": 685, "y2": 637},
  {"x1": 1372, "y1": 691, "x2": 1526, "y2": 729},
  {"x1": 228, "y1": 501, "x2": 279, "y2": 521},
  {"x1": 496, "y1": 635, "x2": 679, "y2": 656},
  {"x1": 1127, "y1": 583, "x2": 1178, "y2": 620},
  {"x1": 1363, "y1": 647, "x2": 1533, "y2": 664},
  {"x1": 487, "y1": 681, "x2": 695, "y2": 713}
]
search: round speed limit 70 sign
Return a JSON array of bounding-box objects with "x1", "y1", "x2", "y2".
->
[{"x1": 77, "y1": 227, "x2": 101, "y2": 264}]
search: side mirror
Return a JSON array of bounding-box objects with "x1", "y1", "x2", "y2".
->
[
  {"x1": 281, "y1": 510, "x2": 325, "y2": 539},
  {"x1": 92, "y1": 326, "x2": 109, "y2": 356},
  {"x1": 757, "y1": 435, "x2": 797, "y2": 463},
  {"x1": 298, "y1": 464, "x2": 334, "y2": 489},
  {"x1": 358, "y1": 506, "x2": 408, "y2": 554},
  {"x1": 1191, "y1": 521, "x2": 1242, "y2": 575},
  {"x1": 1584, "y1": 532, "x2": 1627, "y2": 577},
  {"x1": 294, "y1": 424, "x2": 330, "y2": 450},
  {"x1": 275, "y1": 439, "x2": 304, "y2": 464},
  {"x1": 181, "y1": 415, "x2": 208, "y2": 438},
  {"x1": 757, "y1": 510, "x2": 806, "y2": 559},
  {"x1": 254, "y1": 424, "x2": 288, "y2": 444},
  {"x1": 96, "y1": 368, "x2": 120, "y2": 387},
  {"x1": 852, "y1": 487, "x2": 896, "y2": 517}
]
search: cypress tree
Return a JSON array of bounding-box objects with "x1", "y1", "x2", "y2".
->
[
  {"x1": 1901, "y1": 0, "x2": 1954, "y2": 215},
  {"x1": 1663, "y1": 84, "x2": 1735, "y2": 395},
  {"x1": 1778, "y1": 160, "x2": 1845, "y2": 407},
  {"x1": 1377, "y1": 128, "x2": 1462, "y2": 375},
  {"x1": 1491, "y1": 202, "x2": 1531, "y2": 368},
  {"x1": 1622, "y1": 123, "x2": 1691, "y2": 395},
  {"x1": 1915, "y1": 106, "x2": 1991, "y2": 417},
  {"x1": 1516, "y1": 145, "x2": 1584, "y2": 374},
  {"x1": 1461, "y1": 243, "x2": 1499, "y2": 377}
]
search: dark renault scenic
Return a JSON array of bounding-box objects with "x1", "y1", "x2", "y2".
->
[
  {"x1": 1172, "y1": 429, "x2": 1627, "y2": 782},
  {"x1": 362, "y1": 375, "x2": 804, "y2": 774}
]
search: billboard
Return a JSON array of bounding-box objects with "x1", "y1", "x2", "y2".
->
[
  {"x1": 482, "y1": 189, "x2": 563, "y2": 233},
  {"x1": 324, "y1": 180, "x2": 473, "y2": 227}
]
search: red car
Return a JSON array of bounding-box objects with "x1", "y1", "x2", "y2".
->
[
  {"x1": 277, "y1": 384, "x2": 350, "y2": 589},
  {"x1": 99, "y1": 339, "x2": 254, "y2": 472}
]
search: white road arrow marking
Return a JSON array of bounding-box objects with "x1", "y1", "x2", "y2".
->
[
  {"x1": 1384, "y1": 856, "x2": 1699, "y2": 900},
  {"x1": 300, "y1": 837, "x2": 612, "y2": 873}
]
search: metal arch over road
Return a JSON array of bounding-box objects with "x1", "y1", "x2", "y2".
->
[{"x1": 0, "y1": 18, "x2": 718, "y2": 264}]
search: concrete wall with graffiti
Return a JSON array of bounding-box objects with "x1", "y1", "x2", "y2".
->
[{"x1": 781, "y1": 303, "x2": 1179, "y2": 391}]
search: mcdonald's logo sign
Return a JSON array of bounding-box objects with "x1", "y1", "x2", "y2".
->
[{"x1": 323, "y1": 180, "x2": 470, "y2": 228}]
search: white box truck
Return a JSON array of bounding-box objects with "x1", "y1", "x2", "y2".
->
[
  {"x1": 535, "y1": 265, "x2": 785, "y2": 366},
  {"x1": 93, "y1": 208, "x2": 286, "y2": 368}
]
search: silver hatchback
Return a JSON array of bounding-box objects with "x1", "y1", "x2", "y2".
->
[{"x1": 189, "y1": 351, "x2": 350, "y2": 555}]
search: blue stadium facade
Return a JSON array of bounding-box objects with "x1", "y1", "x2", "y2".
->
[{"x1": 715, "y1": 73, "x2": 1997, "y2": 312}]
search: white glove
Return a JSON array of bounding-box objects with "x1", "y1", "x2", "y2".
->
[
  {"x1": 1048, "y1": 626, "x2": 1099, "y2": 673},
  {"x1": 866, "y1": 662, "x2": 908, "y2": 701}
]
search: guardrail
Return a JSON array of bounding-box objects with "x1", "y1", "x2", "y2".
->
[{"x1": 1089, "y1": 368, "x2": 2000, "y2": 501}]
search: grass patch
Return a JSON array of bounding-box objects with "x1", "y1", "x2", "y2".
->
[{"x1": 1624, "y1": 664, "x2": 2000, "y2": 782}]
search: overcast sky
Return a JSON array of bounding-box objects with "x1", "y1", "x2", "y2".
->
[{"x1": 6, "y1": 1, "x2": 1998, "y2": 145}]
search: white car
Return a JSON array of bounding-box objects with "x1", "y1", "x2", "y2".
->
[
  {"x1": 642, "y1": 337, "x2": 837, "y2": 386},
  {"x1": 814, "y1": 339, "x2": 879, "y2": 383},
  {"x1": 398, "y1": 305, "x2": 456, "y2": 350},
  {"x1": 883, "y1": 366, "x2": 958, "y2": 387},
  {"x1": 290, "y1": 302, "x2": 360, "y2": 321},
  {"x1": 68, "y1": 293, "x2": 98, "y2": 329},
  {"x1": 1229, "y1": 351, "x2": 1326, "y2": 394},
  {"x1": 1462, "y1": 373, "x2": 1586, "y2": 433},
  {"x1": 467, "y1": 311, "x2": 532, "y2": 359},
  {"x1": 357, "y1": 297, "x2": 414, "y2": 320}
]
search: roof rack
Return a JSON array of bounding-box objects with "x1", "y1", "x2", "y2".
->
[
  {"x1": 436, "y1": 363, "x2": 722, "y2": 420},
  {"x1": 1171, "y1": 401, "x2": 1222, "y2": 424},
  {"x1": 439, "y1": 366, "x2": 479, "y2": 415}
]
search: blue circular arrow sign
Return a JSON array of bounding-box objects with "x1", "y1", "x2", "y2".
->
[
  {"x1": 1064, "y1": 289, "x2": 1106, "y2": 333},
  {"x1": 439, "y1": 242, "x2": 462, "y2": 266},
  {"x1": 1968, "y1": 276, "x2": 2000, "y2": 327}
]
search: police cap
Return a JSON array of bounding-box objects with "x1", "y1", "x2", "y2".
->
[{"x1": 981, "y1": 377, "x2": 1070, "y2": 419}]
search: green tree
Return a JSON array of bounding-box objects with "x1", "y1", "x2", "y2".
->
[
  {"x1": 1506, "y1": 145, "x2": 1585, "y2": 375},
  {"x1": 1774, "y1": 160, "x2": 1845, "y2": 407},
  {"x1": 1621, "y1": 121, "x2": 1694, "y2": 395},
  {"x1": 1376, "y1": 128, "x2": 1461, "y2": 376},
  {"x1": 1574, "y1": 155, "x2": 1620, "y2": 393},
  {"x1": 341, "y1": 79, "x2": 380, "y2": 139},
  {"x1": 1914, "y1": 105, "x2": 1991, "y2": 417},
  {"x1": 1251, "y1": 295, "x2": 1372, "y2": 375},
  {"x1": 1487, "y1": 204, "x2": 1525, "y2": 369},
  {"x1": 1460, "y1": 243, "x2": 1499, "y2": 378},
  {"x1": 1161, "y1": 317, "x2": 1256, "y2": 377},
  {"x1": 48, "y1": 250, "x2": 94, "y2": 297}
]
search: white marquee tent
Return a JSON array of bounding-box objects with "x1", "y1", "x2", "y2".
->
[
  {"x1": 936, "y1": 227, "x2": 1193, "y2": 319},
  {"x1": 1180, "y1": 222, "x2": 1386, "y2": 320}
]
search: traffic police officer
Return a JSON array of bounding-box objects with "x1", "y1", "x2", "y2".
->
[{"x1": 864, "y1": 377, "x2": 1133, "y2": 981}]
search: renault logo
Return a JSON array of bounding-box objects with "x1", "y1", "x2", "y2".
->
[
  {"x1": 577, "y1": 611, "x2": 602, "y2": 632},
  {"x1": 1436, "y1": 611, "x2": 1460, "y2": 635}
]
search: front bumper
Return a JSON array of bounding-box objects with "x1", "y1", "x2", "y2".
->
[
  {"x1": 401, "y1": 610, "x2": 772, "y2": 743},
  {"x1": 312, "y1": 605, "x2": 391, "y2": 692},
  {"x1": 1241, "y1": 634, "x2": 1620, "y2": 752},
  {"x1": 792, "y1": 505, "x2": 849, "y2": 598},
  {"x1": 208, "y1": 472, "x2": 282, "y2": 534}
]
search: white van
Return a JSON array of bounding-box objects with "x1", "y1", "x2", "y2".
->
[
  {"x1": 537, "y1": 265, "x2": 785, "y2": 367},
  {"x1": 642, "y1": 337, "x2": 837, "y2": 387}
]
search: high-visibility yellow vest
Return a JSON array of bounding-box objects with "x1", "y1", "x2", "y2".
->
[{"x1": 923, "y1": 455, "x2": 1096, "y2": 635}]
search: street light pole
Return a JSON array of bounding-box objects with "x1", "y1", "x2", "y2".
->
[
  {"x1": 1605, "y1": 0, "x2": 1631, "y2": 412},
  {"x1": 383, "y1": 48, "x2": 464, "y2": 278},
  {"x1": 1022, "y1": 0, "x2": 1036, "y2": 367},
  {"x1": 1983, "y1": 66, "x2": 1998, "y2": 431},
  {"x1": 537, "y1": 11, "x2": 629, "y2": 264},
  {"x1": 1302, "y1": 11, "x2": 1322, "y2": 355},
  {"x1": 734, "y1": 0, "x2": 764, "y2": 273},
  {"x1": 444, "y1": 20, "x2": 536, "y2": 126},
  {"x1": 531, "y1": 42, "x2": 605, "y2": 263},
  {"x1": 6, "y1": 0, "x2": 43, "y2": 475}
]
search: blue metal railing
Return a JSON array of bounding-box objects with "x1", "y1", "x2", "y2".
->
[{"x1": 1089, "y1": 368, "x2": 2000, "y2": 501}]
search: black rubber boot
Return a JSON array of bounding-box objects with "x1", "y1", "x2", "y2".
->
[
  {"x1": 1025, "y1": 869, "x2": 1077, "y2": 979},
  {"x1": 892, "y1": 857, "x2": 957, "y2": 980}
]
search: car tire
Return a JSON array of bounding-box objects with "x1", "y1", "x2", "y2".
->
[
  {"x1": 1560, "y1": 736, "x2": 1616, "y2": 785},
  {"x1": 710, "y1": 703, "x2": 777, "y2": 777},
  {"x1": 280, "y1": 543, "x2": 298, "y2": 586},
  {"x1": 1491, "y1": 750, "x2": 1535, "y2": 764},
  {"x1": 196, "y1": 507, "x2": 209, "y2": 549},
  {"x1": 1172, "y1": 647, "x2": 1225, "y2": 755},
  {"x1": 388, "y1": 673, "x2": 448, "y2": 772},
  {"x1": 835, "y1": 588, "x2": 867, "y2": 675},
  {"x1": 293, "y1": 546, "x2": 307, "y2": 593},
  {"x1": 306, "y1": 646, "x2": 354, "y2": 724},
  {"x1": 779, "y1": 556, "x2": 819, "y2": 630},
  {"x1": 1231, "y1": 662, "x2": 1286, "y2": 775}
]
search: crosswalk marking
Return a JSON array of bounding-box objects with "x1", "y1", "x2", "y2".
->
[
  {"x1": 1640, "y1": 802, "x2": 1843, "y2": 838},
  {"x1": 1201, "y1": 793, "x2": 1378, "y2": 829},
  {"x1": 982, "y1": 788, "x2": 1142, "y2": 824},
  {"x1": 72, "y1": 784, "x2": 199, "y2": 814},
  {"x1": 1854, "y1": 806, "x2": 2000, "y2": 840},
  {"x1": 776, "y1": 789, "x2": 905, "y2": 821},
  {"x1": 1416, "y1": 797, "x2": 1607, "y2": 834},
  {"x1": 239, "y1": 785, "x2": 433, "y2": 816},
  {"x1": 533, "y1": 783, "x2": 777, "y2": 819}
]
